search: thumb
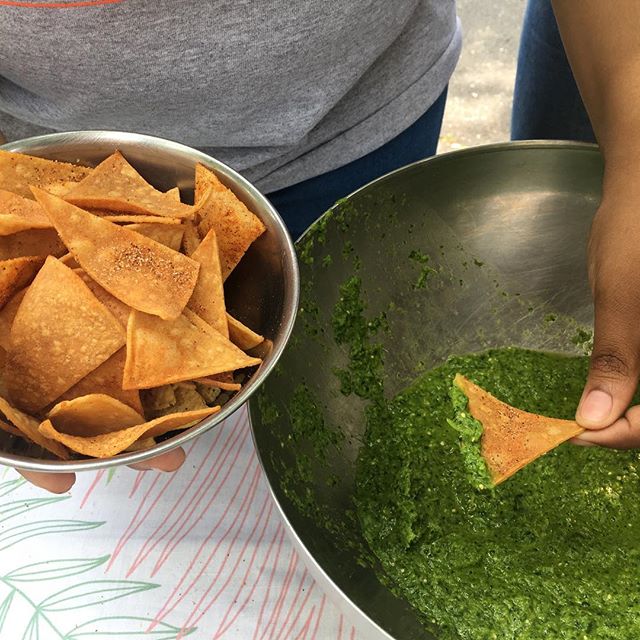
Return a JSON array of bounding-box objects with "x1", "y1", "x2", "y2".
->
[{"x1": 576, "y1": 297, "x2": 640, "y2": 429}]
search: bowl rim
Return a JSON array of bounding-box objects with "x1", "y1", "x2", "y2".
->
[
  {"x1": 249, "y1": 139, "x2": 602, "y2": 640},
  {"x1": 1, "y1": 130, "x2": 300, "y2": 472}
]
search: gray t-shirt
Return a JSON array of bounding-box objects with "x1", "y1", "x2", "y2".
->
[{"x1": 0, "y1": 1, "x2": 460, "y2": 192}]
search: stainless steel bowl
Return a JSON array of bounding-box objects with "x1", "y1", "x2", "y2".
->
[
  {"x1": 1, "y1": 131, "x2": 299, "y2": 472},
  {"x1": 250, "y1": 142, "x2": 602, "y2": 639}
]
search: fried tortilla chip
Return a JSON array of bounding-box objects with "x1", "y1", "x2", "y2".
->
[
  {"x1": 453, "y1": 374, "x2": 585, "y2": 486},
  {"x1": 73, "y1": 269, "x2": 130, "y2": 327},
  {"x1": 0, "y1": 348, "x2": 7, "y2": 398},
  {"x1": 0, "y1": 395, "x2": 69, "y2": 459},
  {"x1": 124, "y1": 223, "x2": 184, "y2": 251},
  {"x1": 0, "y1": 228, "x2": 66, "y2": 260},
  {"x1": 123, "y1": 308, "x2": 262, "y2": 389},
  {"x1": 194, "y1": 164, "x2": 265, "y2": 279},
  {"x1": 59, "y1": 253, "x2": 79, "y2": 269},
  {"x1": 33, "y1": 188, "x2": 199, "y2": 320},
  {"x1": 0, "y1": 287, "x2": 26, "y2": 349},
  {"x1": 103, "y1": 215, "x2": 182, "y2": 225},
  {"x1": 227, "y1": 313, "x2": 264, "y2": 350},
  {"x1": 0, "y1": 191, "x2": 51, "y2": 235},
  {"x1": 64, "y1": 152, "x2": 198, "y2": 220},
  {"x1": 165, "y1": 187, "x2": 181, "y2": 202},
  {"x1": 124, "y1": 436, "x2": 156, "y2": 452},
  {"x1": 56, "y1": 349, "x2": 143, "y2": 414},
  {"x1": 48, "y1": 394, "x2": 144, "y2": 437},
  {"x1": 0, "y1": 256, "x2": 44, "y2": 309},
  {"x1": 188, "y1": 229, "x2": 227, "y2": 336},
  {"x1": 7, "y1": 257, "x2": 126, "y2": 413},
  {"x1": 0, "y1": 150, "x2": 91, "y2": 200},
  {"x1": 170, "y1": 383, "x2": 208, "y2": 413},
  {"x1": 39, "y1": 406, "x2": 219, "y2": 458},
  {"x1": 0, "y1": 417, "x2": 21, "y2": 438},
  {"x1": 182, "y1": 222, "x2": 201, "y2": 256},
  {"x1": 196, "y1": 376, "x2": 241, "y2": 392}
]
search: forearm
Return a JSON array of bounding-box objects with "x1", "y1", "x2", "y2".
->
[{"x1": 553, "y1": 1, "x2": 640, "y2": 185}]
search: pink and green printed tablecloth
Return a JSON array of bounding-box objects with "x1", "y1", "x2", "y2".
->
[{"x1": 0, "y1": 405, "x2": 367, "y2": 640}]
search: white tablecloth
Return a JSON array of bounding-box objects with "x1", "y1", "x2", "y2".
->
[{"x1": 0, "y1": 406, "x2": 366, "y2": 640}]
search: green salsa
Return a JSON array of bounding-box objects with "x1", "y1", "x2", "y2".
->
[{"x1": 356, "y1": 347, "x2": 640, "y2": 640}]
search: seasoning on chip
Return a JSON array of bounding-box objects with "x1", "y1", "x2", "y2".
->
[
  {"x1": 188, "y1": 229, "x2": 228, "y2": 336},
  {"x1": 56, "y1": 349, "x2": 143, "y2": 415},
  {"x1": 39, "y1": 406, "x2": 220, "y2": 457},
  {"x1": 0, "y1": 191, "x2": 51, "y2": 235},
  {"x1": 33, "y1": 188, "x2": 200, "y2": 320},
  {"x1": 0, "y1": 395, "x2": 69, "y2": 459},
  {"x1": 123, "y1": 308, "x2": 261, "y2": 389},
  {"x1": 7, "y1": 257, "x2": 125, "y2": 413},
  {"x1": 64, "y1": 152, "x2": 199, "y2": 220},
  {"x1": 195, "y1": 164, "x2": 266, "y2": 279},
  {"x1": 123, "y1": 223, "x2": 185, "y2": 251},
  {"x1": 227, "y1": 313, "x2": 264, "y2": 350},
  {"x1": 182, "y1": 222, "x2": 201, "y2": 256},
  {"x1": 48, "y1": 393, "x2": 145, "y2": 437},
  {"x1": 0, "y1": 150, "x2": 91, "y2": 200},
  {"x1": 0, "y1": 256, "x2": 44, "y2": 309},
  {"x1": 453, "y1": 374, "x2": 584, "y2": 486},
  {"x1": 0, "y1": 228, "x2": 66, "y2": 261}
]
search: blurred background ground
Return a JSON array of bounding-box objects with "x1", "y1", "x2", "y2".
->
[{"x1": 438, "y1": 0, "x2": 526, "y2": 153}]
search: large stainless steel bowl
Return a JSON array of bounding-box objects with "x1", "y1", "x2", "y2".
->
[
  {"x1": 250, "y1": 142, "x2": 602, "y2": 639},
  {"x1": 1, "y1": 131, "x2": 299, "y2": 472}
]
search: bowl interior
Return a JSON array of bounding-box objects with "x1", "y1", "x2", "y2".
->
[
  {"x1": 1, "y1": 131, "x2": 298, "y2": 471},
  {"x1": 251, "y1": 143, "x2": 603, "y2": 639}
]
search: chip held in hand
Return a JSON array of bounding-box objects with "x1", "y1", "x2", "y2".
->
[{"x1": 453, "y1": 374, "x2": 585, "y2": 486}]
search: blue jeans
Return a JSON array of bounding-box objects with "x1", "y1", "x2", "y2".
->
[
  {"x1": 267, "y1": 89, "x2": 448, "y2": 239},
  {"x1": 511, "y1": 0, "x2": 595, "y2": 143}
]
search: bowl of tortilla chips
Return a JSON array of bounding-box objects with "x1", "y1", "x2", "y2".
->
[{"x1": 0, "y1": 130, "x2": 299, "y2": 472}]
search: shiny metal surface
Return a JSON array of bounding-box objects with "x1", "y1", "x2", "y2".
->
[
  {"x1": 250, "y1": 142, "x2": 603, "y2": 639},
  {"x1": 0, "y1": 131, "x2": 299, "y2": 472}
]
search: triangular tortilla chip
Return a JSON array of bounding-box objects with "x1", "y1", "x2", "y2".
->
[
  {"x1": 59, "y1": 253, "x2": 79, "y2": 269},
  {"x1": 0, "y1": 191, "x2": 51, "y2": 235},
  {"x1": 123, "y1": 308, "x2": 262, "y2": 390},
  {"x1": 0, "y1": 150, "x2": 91, "y2": 199},
  {"x1": 227, "y1": 313, "x2": 264, "y2": 350},
  {"x1": 124, "y1": 223, "x2": 184, "y2": 251},
  {"x1": 125, "y1": 436, "x2": 156, "y2": 452},
  {"x1": 187, "y1": 229, "x2": 227, "y2": 336},
  {"x1": 64, "y1": 152, "x2": 198, "y2": 220},
  {"x1": 0, "y1": 228, "x2": 66, "y2": 260},
  {"x1": 103, "y1": 215, "x2": 182, "y2": 225},
  {"x1": 0, "y1": 395, "x2": 69, "y2": 459},
  {"x1": 39, "y1": 406, "x2": 219, "y2": 457},
  {"x1": 453, "y1": 374, "x2": 585, "y2": 485},
  {"x1": 194, "y1": 164, "x2": 265, "y2": 279},
  {"x1": 0, "y1": 287, "x2": 27, "y2": 349},
  {"x1": 55, "y1": 349, "x2": 143, "y2": 415},
  {"x1": 7, "y1": 257, "x2": 125, "y2": 413},
  {"x1": 48, "y1": 394, "x2": 144, "y2": 437},
  {"x1": 0, "y1": 347, "x2": 8, "y2": 398},
  {"x1": 182, "y1": 222, "x2": 201, "y2": 256},
  {"x1": 73, "y1": 269, "x2": 130, "y2": 327},
  {"x1": 33, "y1": 188, "x2": 199, "y2": 320},
  {"x1": 0, "y1": 256, "x2": 44, "y2": 309},
  {"x1": 165, "y1": 187, "x2": 181, "y2": 202},
  {"x1": 196, "y1": 376, "x2": 241, "y2": 392}
]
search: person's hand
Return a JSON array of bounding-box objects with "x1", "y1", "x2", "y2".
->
[
  {"x1": 17, "y1": 447, "x2": 186, "y2": 493},
  {"x1": 574, "y1": 180, "x2": 640, "y2": 448}
]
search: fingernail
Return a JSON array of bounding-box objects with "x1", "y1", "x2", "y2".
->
[{"x1": 578, "y1": 389, "x2": 613, "y2": 423}]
